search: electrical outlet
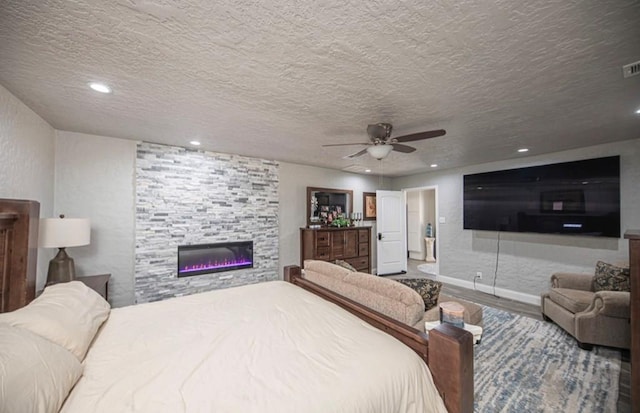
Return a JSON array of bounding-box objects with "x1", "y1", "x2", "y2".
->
[{"x1": 475, "y1": 271, "x2": 482, "y2": 280}]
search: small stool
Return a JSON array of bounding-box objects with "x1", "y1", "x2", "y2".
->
[{"x1": 424, "y1": 294, "x2": 484, "y2": 326}]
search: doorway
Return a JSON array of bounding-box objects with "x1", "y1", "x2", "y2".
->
[{"x1": 405, "y1": 186, "x2": 439, "y2": 276}]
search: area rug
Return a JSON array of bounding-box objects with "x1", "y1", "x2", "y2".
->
[{"x1": 474, "y1": 306, "x2": 621, "y2": 412}]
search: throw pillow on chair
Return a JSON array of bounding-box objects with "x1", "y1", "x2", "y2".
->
[{"x1": 593, "y1": 260, "x2": 630, "y2": 292}]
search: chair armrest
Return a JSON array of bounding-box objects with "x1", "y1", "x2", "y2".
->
[
  {"x1": 551, "y1": 272, "x2": 593, "y2": 291},
  {"x1": 589, "y1": 291, "x2": 630, "y2": 319}
]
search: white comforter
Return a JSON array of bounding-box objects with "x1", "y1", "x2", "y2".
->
[{"x1": 62, "y1": 281, "x2": 447, "y2": 413}]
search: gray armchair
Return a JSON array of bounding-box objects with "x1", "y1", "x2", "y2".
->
[{"x1": 541, "y1": 272, "x2": 630, "y2": 350}]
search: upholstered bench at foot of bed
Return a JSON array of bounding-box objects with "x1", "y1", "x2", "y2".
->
[{"x1": 423, "y1": 294, "x2": 484, "y2": 327}]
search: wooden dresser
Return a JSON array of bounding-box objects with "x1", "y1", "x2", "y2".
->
[{"x1": 300, "y1": 227, "x2": 371, "y2": 273}]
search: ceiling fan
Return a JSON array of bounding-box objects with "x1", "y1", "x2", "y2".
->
[{"x1": 322, "y1": 123, "x2": 446, "y2": 160}]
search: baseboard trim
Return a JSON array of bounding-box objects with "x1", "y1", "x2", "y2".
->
[
  {"x1": 409, "y1": 252, "x2": 425, "y2": 261},
  {"x1": 435, "y1": 274, "x2": 541, "y2": 306}
]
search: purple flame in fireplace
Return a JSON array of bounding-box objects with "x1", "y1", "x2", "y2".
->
[{"x1": 177, "y1": 241, "x2": 253, "y2": 277}]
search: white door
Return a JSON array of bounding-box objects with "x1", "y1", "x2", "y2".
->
[{"x1": 376, "y1": 190, "x2": 407, "y2": 275}]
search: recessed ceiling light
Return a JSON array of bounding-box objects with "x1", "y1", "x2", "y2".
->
[
  {"x1": 189, "y1": 140, "x2": 201, "y2": 146},
  {"x1": 430, "y1": 164, "x2": 438, "y2": 168},
  {"x1": 635, "y1": 108, "x2": 640, "y2": 114},
  {"x1": 88, "y1": 82, "x2": 112, "y2": 94},
  {"x1": 365, "y1": 169, "x2": 372, "y2": 173},
  {"x1": 517, "y1": 148, "x2": 529, "y2": 153}
]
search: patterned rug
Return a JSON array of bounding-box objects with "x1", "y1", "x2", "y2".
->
[{"x1": 474, "y1": 306, "x2": 621, "y2": 412}]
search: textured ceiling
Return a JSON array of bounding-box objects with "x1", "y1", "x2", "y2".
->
[{"x1": 1, "y1": 0, "x2": 639, "y2": 176}]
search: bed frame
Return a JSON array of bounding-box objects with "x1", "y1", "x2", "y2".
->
[
  {"x1": 284, "y1": 265, "x2": 473, "y2": 413},
  {"x1": 0, "y1": 197, "x2": 472, "y2": 412},
  {"x1": 0, "y1": 198, "x2": 40, "y2": 313}
]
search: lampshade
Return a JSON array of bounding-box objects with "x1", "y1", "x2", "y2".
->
[
  {"x1": 367, "y1": 144, "x2": 394, "y2": 160},
  {"x1": 39, "y1": 218, "x2": 91, "y2": 248}
]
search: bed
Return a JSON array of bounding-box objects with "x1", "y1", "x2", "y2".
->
[{"x1": 0, "y1": 198, "x2": 473, "y2": 413}]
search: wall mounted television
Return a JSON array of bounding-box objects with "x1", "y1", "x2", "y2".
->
[{"x1": 463, "y1": 156, "x2": 621, "y2": 238}]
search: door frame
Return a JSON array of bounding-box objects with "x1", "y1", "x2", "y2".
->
[{"x1": 403, "y1": 185, "x2": 439, "y2": 272}]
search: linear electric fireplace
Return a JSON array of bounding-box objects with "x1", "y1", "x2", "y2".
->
[{"x1": 177, "y1": 241, "x2": 253, "y2": 277}]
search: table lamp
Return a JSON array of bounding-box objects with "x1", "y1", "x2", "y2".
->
[{"x1": 39, "y1": 215, "x2": 91, "y2": 285}]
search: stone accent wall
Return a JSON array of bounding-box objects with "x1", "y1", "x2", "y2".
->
[{"x1": 135, "y1": 142, "x2": 279, "y2": 303}]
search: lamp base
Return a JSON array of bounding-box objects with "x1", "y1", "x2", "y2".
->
[{"x1": 46, "y1": 248, "x2": 76, "y2": 285}]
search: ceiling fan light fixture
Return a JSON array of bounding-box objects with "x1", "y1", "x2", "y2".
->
[
  {"x1": 323, "y1": 123, "x2": 445, "y2": 160},
  {"x1": 367, "y1": 144, "x2": 393, "y2": 160}
]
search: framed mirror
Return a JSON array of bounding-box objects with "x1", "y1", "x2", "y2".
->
[{"x1": 307, "y1": 187, "x2": 353, "y2": 227}]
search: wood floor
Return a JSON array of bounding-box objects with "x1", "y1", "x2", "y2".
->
[{"x1": 398, "y1": 259, "x2": 631, "y2": 412}]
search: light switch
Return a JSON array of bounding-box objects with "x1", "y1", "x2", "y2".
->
[{"x1": 438, "y1": 216, "x2": 446, "y2": 224}]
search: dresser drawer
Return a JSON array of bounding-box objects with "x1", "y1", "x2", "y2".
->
[
  {"x1": 346, "y1": 256, "x2": 369, "y2": 271},
  {"x1": 358, "y1": 229, "x2": 369, "y2": 243},
  {"x1": 315, "y1": 247, "x2": 331, "y2": 260},
  {"x1": 358, "y1": 243, "x2": 369, "y2": 257},
  {"x1": 316, "y1": 231, "x2": 330, "y2": 247}
]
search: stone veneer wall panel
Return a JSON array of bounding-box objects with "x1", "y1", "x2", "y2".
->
[{"x1": 136, "y1": 142, "x2": 279, "y2": 303}]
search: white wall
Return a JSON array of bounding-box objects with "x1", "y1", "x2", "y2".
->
[
  {"x1": 392, "y1": 139, "x2": 640, "y2": 304},
  {"x1": 278, "y1": 162, "x2": 385, "y2": 274},
  {"x1": 0, "y1": 85, "x2": 55, "y2": 289},
  {"x1": 54, "y1": 131, "x2": 137, "y2": 307}
]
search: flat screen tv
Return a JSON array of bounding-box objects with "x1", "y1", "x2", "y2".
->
[{"x1": 463, "y1": 156, "x2": 620, "y2": 237}]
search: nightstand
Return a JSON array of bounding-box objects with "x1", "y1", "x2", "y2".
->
[{"x1": 76, "y1": 274, "x2": 111, "y2": 300}]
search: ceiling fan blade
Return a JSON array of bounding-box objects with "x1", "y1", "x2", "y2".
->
[
  {"x1": 394, "y1": 129, "x2": 446, "y2": 143},
  {"x1": 345, "y1": 148, "x2": 369, "y2": 158},
  {"x1": 322, "y1": 142, "x2": 368, "y2": 147},
  {"x1": 391, "y1": 143, "x2": 416, "y2": 153}
]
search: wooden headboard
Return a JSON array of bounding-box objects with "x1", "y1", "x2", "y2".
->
[{"x1": 0, "y1": 198, "x2": 40, "y2": 313}]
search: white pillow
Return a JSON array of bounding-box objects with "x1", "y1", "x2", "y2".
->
[
  {"x1": 0, "y1": 281, "x2": 111, "y2": 360},
  {"x1": 0, "y1": 324, "x2": 83, "y2": 413}
]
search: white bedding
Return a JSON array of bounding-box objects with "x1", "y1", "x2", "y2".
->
[{"x1": 61, "y1": 281, "x2": 447, "y2": 413}]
